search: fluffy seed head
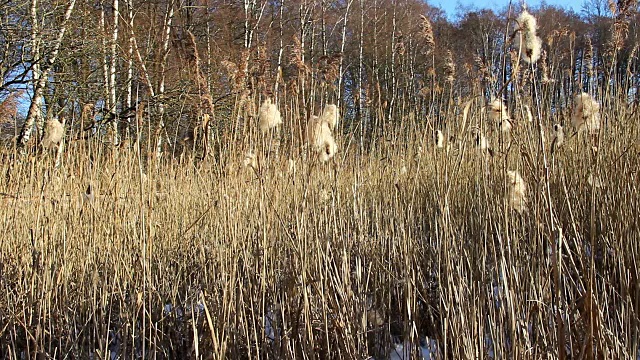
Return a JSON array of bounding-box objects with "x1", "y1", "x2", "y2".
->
[
  {"x1": 435, "y1": 130, "x2": 445, "y2": 148},
  {"x1": 487, "y1": 98, "x2": 510, "y2": 124},
  {"x1": 500, "y1": 118, "x2": 513, "y2": 133},
  {"x1": 307, "y1": 115, "x2": 337, "y2": 162},
  {"x1": 474, "y1": 132, "x2": 489, "y2": 150},
  {"x1": 319, "y1": 138, "x2": 338, "y2": 163},
  {"x1": 524, "y1": 105, "x2": 534, "y2": 122},
  {"x1": 258, "y1": 98, "x2": 282, "y2": 133},
  {"x1": 42, "y1": 117, "x2": 64, "y2": 149},
  {"x1": 552, "y1": 124, "x2": 564, "y2": 148},
  {"x1": 243, "y1": 150, "x2": 257, "y2": 169},
  {"x1": 514, "y1": 10, "x2": 542, "y2": 64},
  {"x1": 320, "y1": 104, "x2": 339, "y2": 130},
  {"x1": 572, "y1": 92, "x2": 601, "y2": 134},
  {"x1": 507, "y1": 170, "x2": 527, "y2": 213}
]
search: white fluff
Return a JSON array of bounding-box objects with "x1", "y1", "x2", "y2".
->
[
  {"x1": 487, "y1": 98, "x2": 509, "y2": 123},
  {"x1": 552, "y1": 124, "x2": 564, "y2": 148},
  {"x1": 524, "y1": 105, "x2": 533, "y2": 123},
  {"x1": 307, "y1": 115, "x2": 337, "y2": 163},
  {"x1": 500, "y1": 118, "x2": 513, "y2": 133},
  {"x1": 514, "y1": 10, "x2": 542, "y2": 64},
  {"x1": 572, "y1": 93, "x2": 601, "y2": 135},
  {"x1": 320, "y1": 104, "x2": 339, "y2": 130},
  {"x1": 435, "y1": 130, "x2": 445, "y2": 148},
  {"x1": 487, "y1": 98, "x2": 512, "y2": 133},
  {"x1": 475, "y1": 132, "x2": 489, "y2": 150},
  {"x1": 258, "y1": 98, "x2": 282, "y2": 133},
  {"x1": 42, "y1": 117, "x2": 64, "y2": 149},
  {"x1": 507, "y1": 170, "x2": 527, "y2": 213},
  {"x1": 243, "y1": 150, "x2": 257, "y2": 169}
]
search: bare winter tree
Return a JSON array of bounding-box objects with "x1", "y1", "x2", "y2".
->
[{"x1": 17, "y1": 0, "x2": 77, "y2": 147}]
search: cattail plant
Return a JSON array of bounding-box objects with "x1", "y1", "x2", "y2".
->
[
  {"x1": 551, "y1": 124, "x2": 565, "y2": 150},
  {"x1": 472, "y1": 129, "x2": 493, "y2": 156},
  {"x1": 524, "y1": 105, "x2": 534, "y2": 123},
  {"x1": 258, "y1": 98, "x2": 282, "y2": 133},
  {"x1": 475, "y1": 132, "x2": 489, "y2": 150},
  {"x1": 435, "y1": 130, "x2": 445, "y2": 148},
  {"x1": 514, "y1": 10, "x2": 543, "y2": 64},
  {"x1": 486, "y1": 98, "x2": 512, "y2": 132},
  {"x1": 243, "y1": 150, "x2": 257, "y2": 169},
  {"x1": 320, "y1": 104, "x2": 339, "y2": 130},
  {"x1": 572, "y1": 92, "x2": 601, "y2": 134},
  {"x1": 307, "y1": 115, "x2": 337, "y2": 163},
  {"x1": 42, "y1": 117, "x2": 64, "y2": 149},
  {"x1": 506, "y1": 170, "x2": 527, "y2": 214}
]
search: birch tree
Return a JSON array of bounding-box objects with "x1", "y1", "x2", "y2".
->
[{"x1": 17, "y1": 0, "x2": 77, "y2": 147}]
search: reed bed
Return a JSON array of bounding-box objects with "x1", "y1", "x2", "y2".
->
[{"x1": 1, "y1": 92, "x2": 639, "y2": 359}]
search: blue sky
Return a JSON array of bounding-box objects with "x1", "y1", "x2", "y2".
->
[{"x1": 435, "y1": 0, "x2": 586, "y2": 19}]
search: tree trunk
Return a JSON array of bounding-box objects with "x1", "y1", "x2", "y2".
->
[
  {"x1": 155, "y1": 0, "x2": 174, "y2": 158},
  {"x1": 18, "y1": 0, "x2": 77, "y2": 147},
  {"x1": 336, "y1": 0, "x2": 353, "y2": 102},
  {"x1": 110, "y1": 0, "x2": 120, "y2": 145},
  {"x1": 125, "y1": 0, "x2": 134, "y2": 139}
]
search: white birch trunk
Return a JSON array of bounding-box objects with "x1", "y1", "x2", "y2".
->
[
  {"x1": 17, "y1": 0, "x2": 42, "y2": 146},
  {"x1": 18, "y1": 0, "x2": 77, "y2": 147},
  {"x1": 155, "y1": 1, "x2": 174, "y2": 157},
  {"x1": 358, "y1": 0, "x2": 365, "y2": 149},
  {"x1": 125, "y1": 0, "x2": 134, "y2": 139},
  {"x1": 110, "y1": 0, "x2": 120, "y2": 144},
  {"x1": 274, "y1": 0, "x2": 284, "y2": 101},
  {"x1": 336, "y1": 0, "x2": 353, "y2": 102}
]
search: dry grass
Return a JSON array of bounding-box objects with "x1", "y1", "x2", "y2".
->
[{"x1": 1, "y1": 94, "x2": 638, "y2": 359}]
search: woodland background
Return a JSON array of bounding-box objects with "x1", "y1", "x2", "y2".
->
[{"x1": 0, "y1": 0, "x2": 638, "y2": 155}]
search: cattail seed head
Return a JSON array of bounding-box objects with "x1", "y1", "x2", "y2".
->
[
  {"x1": 307, "y1": 115, "x2": 337, "y2": 163},
  {"x1": 258, "y1": 98, "x2": 282, "y2": 133},
  {"x1": 320, "y1": 104, "x2": 339, "y2": 130},
  {"x1": 524, "y1": 105, "x2": 534, "y2": 123},
  {"x1": 243, "y1": 150, "x2": 257, "y2": 169},
  {"x1": 42, "y1": 117, "x2": 64, "y2": 149},
  {"x1": 572, "y1": 92, "x2": 601, "y2": 134},
  {"x1": 584, "y1": 36, "x2": 594, "y2": 77},
  {"x1": 487, "y1": 98, "x2": 512, "y2": 133},
  {"x1": 475, "y1": 132, "x2": 489, "y2": 150},
  {"x1": 507, "y1": 170, "x2": 527, "y2": 213},
  {"x1": 552, "y1": 124, "x2": 564, "y2": 148},
  {"x1": 435, "y1": 130, "x2": 445, "y2": 148},
  {"x1": 514, "y1": 10, "x2": 543, "y2": 64}
]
